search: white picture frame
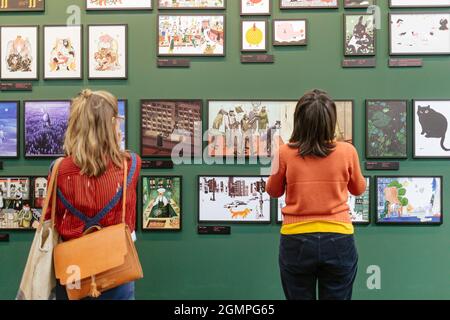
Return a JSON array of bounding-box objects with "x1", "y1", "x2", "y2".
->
[
  {"x1": 390, "y1": 0, "x2": 450, "y2": 8},
  {"x1": 280, "y1": 0, "x2": 339, "y2": 9},
  {"x1": 240, "y1": 0, "x2": 271, "y2": 15},
  {"x1": 273, "y1": 19, "x2": 307, "y2": 46},
  {"x1": 86, "y1": 0, "x2": 152, "y2": 10},
  {"x1": 241, "y1": 20, "x2": 268, "y2": 52}
]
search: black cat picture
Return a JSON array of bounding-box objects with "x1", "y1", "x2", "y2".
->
[{"x1": 417, "y1": 105, "x2": 450, "y2": 152}]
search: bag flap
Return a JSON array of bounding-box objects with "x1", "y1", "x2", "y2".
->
[{"x1": 54, "y1": 224, "x2": 128, "y2": 285}]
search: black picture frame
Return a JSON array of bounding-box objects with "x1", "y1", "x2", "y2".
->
[
  {"x1": 86, "y1": 0, "x2": 153, "y2": 11},
  {"x1": 0, "y1": 100, "x2": 19, "y2": 159},
  {"x1": 158, "y1": 0, "x2": 226, "y2": 10},
  {"x1": 198, "y1": 175, "x2": 272, "y2": 224},
  {"x1": 375, "y1": 176, "x2": 443, "y2": 226},
  {"x1": 157, "y1": 14, "x2": 226, "y2": 57},
  {"x1": 279, "y1": 0, "x2": 339, "y2": 9},
  {"x1": 334, "y1": 99, "x2": 355, "y2": 145},
  {"x1": 241, "y1": 19, "x2": 269, "y2": 52},
  {"x1": 87, "y1": 24, "x2": 128, "y2": 80},
  {"x1": 0, "y1": 176, "x2": 47, "y2": 231},
  {"x1": 389, "y1": 12, "x2": 450, "y2": 56},
  {"x1": 365, "y1": 99, "x2": 409, "y2": 160},
  {"x1": 23, "y1": 99, "x2": 71, "y2": 159},
  {"x1": 0, "y1": 25, "x2": 39, "y2": 81},
  {"x1": 272, "y1": 19, "x2": 308, "y2": 46},
  {"x1": 43, "y1": 25, "x2": 83, "y2": 80},
  {"x1": 344, "y1": 13, "x2": 377, "y2": 57},
  {"x1": 140, "y1": 175, "x2": 183, "y2": 232},
  {"x1": 240, "y1": 0, "x2": 272, "y2": 16},
  {"x1": 344, "y1": 0, "x2": 376, "y2": 8},
  {"x1": 0, "y1": 0, "x2": 45, "y2": 12},
  {"x1": 140, "y1": 99, "x2": 203, "y2": 159},
  {"x1": 389, "y1": 0, "x2": 450, "y2": 8},
  {"x1": 412, "y1": 99, "x2": 450, "y2": 159}
]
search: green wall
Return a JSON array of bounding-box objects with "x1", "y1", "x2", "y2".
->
[{"x1": 1, "y1": 0, "x2": 450, "y2": 300}]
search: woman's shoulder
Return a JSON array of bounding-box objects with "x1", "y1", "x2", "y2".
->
[{"x1": 334, "y1": 141, "x2": 358, "y2": 156}]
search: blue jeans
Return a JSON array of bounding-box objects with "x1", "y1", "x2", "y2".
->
[
  {"x1": 279, "y1": 233, "x2": 358, "y2": 300},
  {"x1": 56, "y1": 281, "x2": 135, "y2": 300}
]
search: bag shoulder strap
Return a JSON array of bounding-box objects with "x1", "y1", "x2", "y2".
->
[{"x1": 40, "y1": 157, "x2": 64, "y2": 227}]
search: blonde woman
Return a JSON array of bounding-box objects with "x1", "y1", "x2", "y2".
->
[{"x1": 45, "y1": 89, "x2": 142, "y2": 300}]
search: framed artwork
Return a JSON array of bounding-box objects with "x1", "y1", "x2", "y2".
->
[
  {"x1": 157, "y1": 15, "x2": 225, "y2": 56},
  {"x1": 158, "y1": 0, "x2": 226, "y2": 9},
  {"x1": 280, "y1": 0, "x2": 338, "y2": 9},
  {"x1": 273, "y1": 19, "x2": 307, "y2": 46},
  {"x1": 335, "y1": 100, "x2": 354, "y2": 144},
  {"x1": 376, "y1": 176, "x2": 443, "y2": 225},
  {"x1": 277, "y1": 177, "x2": 370, "y2": 224},
  {"x1": 366, "y1": 100, "x2": 408, "y2": 159},
  {"x1": 240, "y1": 0, "x2": 271, "y2": 15},
  {"x1": 344, "y1": 0, "x2": 376, "y2": 8},
  {"x1": 142, "y1": 176, "x2": 182, "y2": 231},
  {"x1": 43, "y1": 25, "x2": 83, "y2": 80},
  {"x1": 0, "y1": 26, "x2": 38, "y2": 80},
  {"x1": 207, "y1": 100, "x2": 297, "y2": 158},
  {"x1": 413, "y1": 100, "x2": 450, "y2": 158},
  {"x1": 344, "y1": 14, "x2": 376, "y2": 56},
  {"x1": 0, "y1": 101, "x2": 19, "y2": 158},
  {"x1": 390, "y1": 0, "x2": 450, "y2": 8},
  {"x1": 88, "y1": 24, "x2": 128, "y2": 80},
  {"x1": 24, "y1": 100, "x2": 71, "y2": 158},
  {"x1": 198, "y1": 176, "x2": 271, "y2": 224},
  {"x1": 389, "y1": 13, "x2": 450, "y2": 56},
  {"x1": 0, "y1": 0, "x2": 44, "y2": 11},
  {"x1": 32, "y1": 176, "x2": 47, "y2": 209},
  {"x1": 141, "y1": 100, "x2": 202, "y2": 158},
  {"x1": 86, "y1": 0, "x2": 152, "y2": 10},
  {"x1": 241, "y1": 20, "x2": 268, "y2": 52},
  {"x1": 118, "y1": 99, "x2": 127, "y2": 151}
]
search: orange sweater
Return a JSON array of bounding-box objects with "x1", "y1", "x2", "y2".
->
[{"x1": 266, "y1": 142, "x2": 366, "y2": 226}]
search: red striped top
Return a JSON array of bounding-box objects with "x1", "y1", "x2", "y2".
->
[{"x1": 45, "y1": 154, "x2": 142, "y2": 241}]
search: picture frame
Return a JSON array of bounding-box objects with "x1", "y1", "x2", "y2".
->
[
  {"x1": 0, "y1": 101, "x2": 19, "y2": 159},
  {"x1": 241, "y1": 20, "x2": 268, "y2": 52},
  {"x1": 23, "y1": 100, "x2": 71, "y2": 158},
  {"x1": 413, "y1": 99, "x2": 450, "y2": 159},
  {"x1": 279, "y1": 0, "x2": 339, "y2": 9},
  {"x1": 141, "y1": 176, "x2": 182, "y2": 231},
  {"x1": 272, "y1": 19, "x2": 308, "y2": 46},
  {"x1": 0, "y1": 0, "x2": 44, "y2": 11},
  {"x1": 389, "y1": 12, "x2": 450, "y2": 56},
  {"x1": 140, "y1": 99, "x2": 203, "y2": 158},
  {"x1": 157, "y1": 14, "x2": 226, "y2": 57},
  {"x1": 276, "y1": 176, "x2": 371, "y2": 225},
  {"x1": 88, "y1": 24, "x2": 128, "y2": 80},
  {"x1": 375, "y1": 176, "x2": 443, "y2": 225},
  {"x1": 240, "y1": 0, "x2": 271, "y2": 16},
  {"x1": 344, "y1": 0, "x2": 376, "y2": 8},
  {"x1": 344, "y1": 13, "x2": 376, "y2": 56},
  {"x1": 198, "y1": 175, "x2": 271, "y2": 224},
  {"x1": 118, "y1": 99, "x2": 127, "y2": 151},
  {"x1": 389, "y1": 0, "x2": 450, "y2": 8},
  {"x1": 335, "y1": 100, "x2": 354, "y2": 145},
  {"x1": 43, "y1": 25, "x2": 83, "y2": 80},
  {"x1": 0, "y1": 176, "x2": 48, "y2": 231},
  {"x1": 86, "y1": 0, "x2": 152, "y2": 10},
  {"x1": 0, "y1": 25, "x2": 39, "y2": 80},
  {"x1": 206, "y1": 100, "x2": 298, "y2": 158},
  {"x1": 366, "y1": 100, "x2": 408, "y2": 159},
  {"x1": 158, "y1": 0, "x2": 226, "y2": 9}
]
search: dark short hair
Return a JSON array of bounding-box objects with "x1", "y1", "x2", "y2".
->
[{"x1": 288, "y1": 89, "x2": 337, "y2": 158}]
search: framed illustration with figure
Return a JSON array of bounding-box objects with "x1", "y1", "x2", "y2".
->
[
  {"x1": 86, "y1": 0, "x2": 152, "y2": 10},
  {"x1": 273, "y1": 19, "x2": 307, "y2": 46},
  {"x1": 413, "y1": 100, "x2": 450, "y2": 158},
  {"x1": 344, "y1": 14, "x2": 376, "y2": 56},
  {"x1": 158, "y1": 0, "x2": 226, "y2": 9},
  {"x1": 141, "y1": 176, "x2": 182, "y2": 231},
  {"x1": 43, "y1": 25, "x2": 83, "y2": 80},
  {"x1": 240, "y1": 0, "x2": 271, "y2": 15},
  {"x1": 0, "y1": 26, "x2": 39, "y2": 80},
  {"x1": 0, "y1": 0, "x2": 44, "y2": 11},
  {"x1": 241, "y1": 20, "x2": 268, "y2": 52},
  {"x1": 0, "y1": 101, "x2": 19, "y2": 158},
  {"x1": 88, "y1": 24, "x2": 128, "y2": 79},
  {"x1": 375, "y1": 176, "x2": 443, "y2": 225}
]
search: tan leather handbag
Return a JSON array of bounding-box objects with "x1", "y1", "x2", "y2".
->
[{"x1": 53, "y1": 159, "x2": 143, "y2": 300}]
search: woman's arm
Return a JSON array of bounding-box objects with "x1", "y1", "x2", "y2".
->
[
  {"x1": 348, "y1": 147, "x2": 366, "y2": 196},
  {"x1": 266, "y1": 146, "x2": 287, "y2": 198}
]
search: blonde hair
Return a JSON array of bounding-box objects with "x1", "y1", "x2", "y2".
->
[{"x1": 64, "y1": 89, "x2": 127, "y2": 177}]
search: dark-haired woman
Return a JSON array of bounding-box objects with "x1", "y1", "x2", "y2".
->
[{"x1": 266, "y1": 89, "x2": 366, "y2": 301}]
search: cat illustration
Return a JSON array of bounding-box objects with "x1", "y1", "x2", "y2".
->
[{"x1": 417, "y1": 105, "x2": 450, "y2": 151}]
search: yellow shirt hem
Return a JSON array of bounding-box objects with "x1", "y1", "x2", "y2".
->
[{"x1": 280, "y1": 220, "x2": 354, "y2": 235}]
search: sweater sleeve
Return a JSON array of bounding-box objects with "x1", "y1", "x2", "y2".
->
[
  {"x1": 266, "y1": 146, "x2": 287, "y2": 198},
  {"x1": 348, "y1": 146, "x2": 366, "y2": 196}
]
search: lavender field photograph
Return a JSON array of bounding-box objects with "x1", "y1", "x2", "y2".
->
[
  {"x1": 0, "y1": 102, "x2": 18, "y2": 158},
  {"x1": 24, "y1": 101, "x2": 70, "y2": 157}
]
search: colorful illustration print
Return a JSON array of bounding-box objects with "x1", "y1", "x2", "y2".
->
[
  {"x1": 0, "y1": 102, "x2": 18, "y2": 157},
  {"x1": 345, "y1": 14, "x2": 375, "y2": 55}
]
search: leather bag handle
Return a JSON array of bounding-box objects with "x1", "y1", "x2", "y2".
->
[{"x1": 39, "y1": 158, "x2": 64, "y2": 228}]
